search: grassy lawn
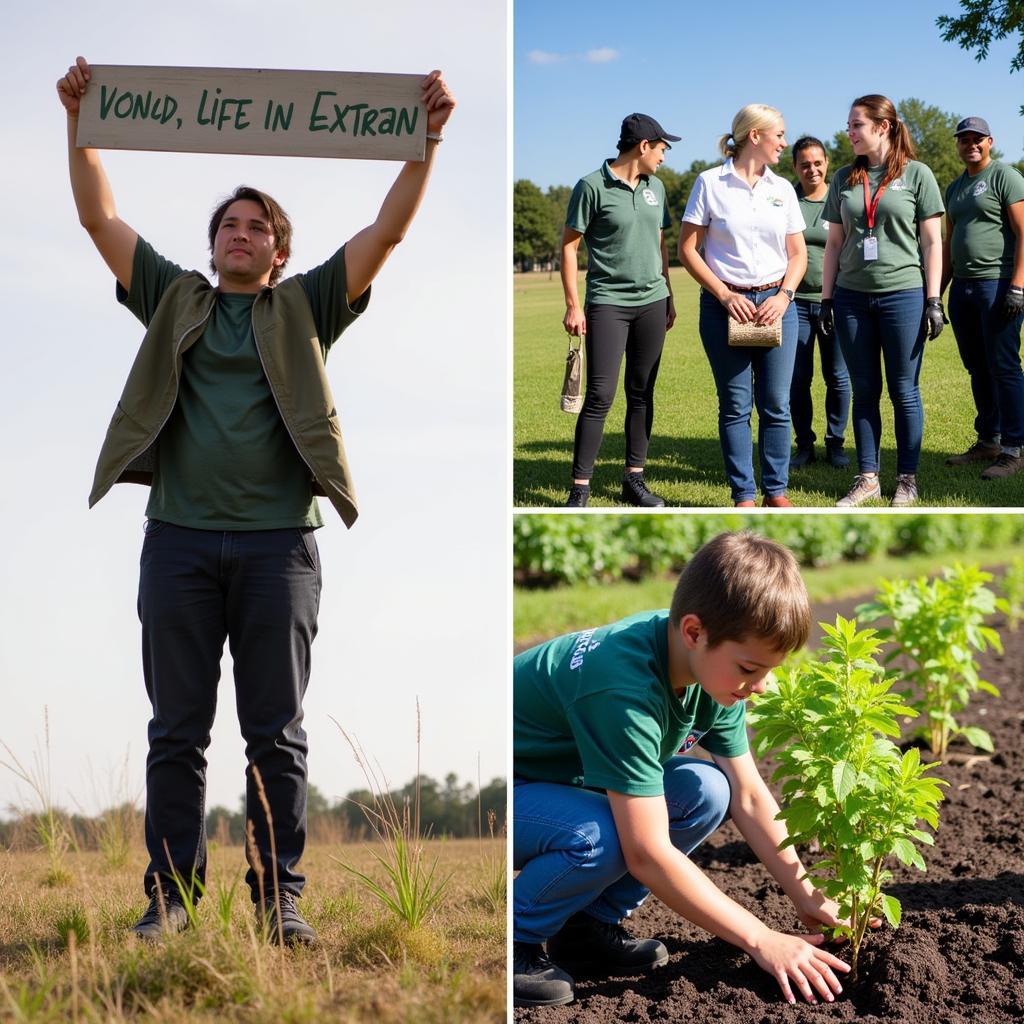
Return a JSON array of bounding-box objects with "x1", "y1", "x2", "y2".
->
[
  {"x1": 514, "y1": 540, "x2": 1024, "y2": 643},
  {"x1": 514, "y1": 268, "x2": 1023, "y2": 507},
  {"x1": 0, "y1": 840, "x2": 505, "y2": 1022}
]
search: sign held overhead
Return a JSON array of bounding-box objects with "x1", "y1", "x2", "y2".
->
[{"x1": 76, "y1": 65, "x2": 426, "y2": 161}]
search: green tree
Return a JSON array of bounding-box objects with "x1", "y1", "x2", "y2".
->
[
  {"x1": 660, "y1": 159, "x2": 716, "y2": 264},
  {"x1": 514, "y1": 179, "x2": 560, "y2": 271},
  {"x1": 898, "y1": 98, "x2": 964, "y2": 193},
  {"x1": 937, "y1": 1, "x2": 1024, "y2": 113}
]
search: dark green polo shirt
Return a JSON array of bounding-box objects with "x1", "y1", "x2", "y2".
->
[
  {"x1": 946, "y1": 161, "x2": 1024, "y2": 279},
  {"x1": 514, "y1": 610, "x2": 749, "y2": 797},
  {"x1": 796, "y1": 190, "x2": 829, "y2": 301},
  {"x1": 822, "y1": 160, "x2": 944, "y2": 293},
  {"x1": 566, "y1": 161, "x2": 672, "y2": 307},
  {"x1": 119, "y1": 237, "x2": 368, "y2": 530}
]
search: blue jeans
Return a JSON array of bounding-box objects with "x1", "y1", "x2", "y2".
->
[
  {"x1": 699, "y1": 288, "x2": 799, "y2": 502},
  {"x1": 833, "y1": 285, "x2": 925, "y2": 474},
  {"x1": 790, "y1": 299, "x2": 850, "y2": 449},
  {"x1": 138, "y1": 521, "x2": 321, "y2": 900},
  {"x1": 948, "y1": 277, "x2": 1024, "y2": 448},
  {"x1": 513, "y1": 757, "x2": 731, "y2": 943}
]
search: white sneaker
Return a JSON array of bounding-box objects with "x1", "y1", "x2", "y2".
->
[
  {"x1": 891, "y1": 474, "x2": 919, "y2": 507},
  {"x1": 836, "y1": 474, "x2": 881, "y2": 507}
]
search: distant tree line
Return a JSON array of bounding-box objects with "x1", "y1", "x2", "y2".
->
[
  {"x1": 0, "y1": 773, "x2": 507, "y2": 849},
  {"x1": 514, "y1": 97, "x2": 1024, "y2": 272}
]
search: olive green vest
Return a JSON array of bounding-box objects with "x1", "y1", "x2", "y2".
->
[{"x1": 89, "y1": 271, "x2": 359, "y2": 528}]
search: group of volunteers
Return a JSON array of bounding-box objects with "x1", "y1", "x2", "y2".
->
[{"x1": 559, "y1": 98, "x2": 1024, "y2": 508}]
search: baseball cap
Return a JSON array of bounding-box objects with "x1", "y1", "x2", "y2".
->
[
  {"x1": 619, "y1": 113, "x2": 681, "y2": 150},
  {"x1": 954, "y1": 116, "x2": 992, "y2": 137}
]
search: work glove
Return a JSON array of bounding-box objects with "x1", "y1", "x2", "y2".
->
[
  {"x1": 1004, "y1": 285, "x2": 1024, "y2": 321},
  {"x1": 924, "y1": 297, "x2": 946, "y2": 340},
  {"x1": 818, "y1": 299, "x2": 834, "y2": 338}
]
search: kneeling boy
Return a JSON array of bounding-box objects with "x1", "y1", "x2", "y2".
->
[{"x1": 513, "y1": 531, "x2": 851, "y2": 1007}]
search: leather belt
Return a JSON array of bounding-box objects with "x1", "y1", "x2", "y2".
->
[{"x1": 723, "y1": 279, "x2": 783, "y2": 293}]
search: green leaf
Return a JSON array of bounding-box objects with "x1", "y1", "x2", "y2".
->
[
  {"x1": 832, "y1": 761, "x2": 857, "y2": 803},
  {"x1": 891, "y1": 837, "x2": 917, "y2": 866},
  {"x1": 880, "y1": 893, "x2": 902, "y2": 928},
  {"x1": 960, "y1": 726, "x2": 994, "y2": 752}
]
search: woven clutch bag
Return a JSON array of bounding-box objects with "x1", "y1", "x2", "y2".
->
[{"x1": 727, "y1": 318, "x2": 782, "y2": 347}]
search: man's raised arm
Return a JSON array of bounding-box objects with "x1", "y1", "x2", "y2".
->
[
  {"x1": 58, "y1": 57, "x2": 138, "y2": 291},
  {"x1": 343, "y1": 70, "x2": 455, "y2": 303}
]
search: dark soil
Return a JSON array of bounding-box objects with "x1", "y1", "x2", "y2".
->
[{"x1": 516, "y1": 593, "x2": 1024, "y2": 1024}]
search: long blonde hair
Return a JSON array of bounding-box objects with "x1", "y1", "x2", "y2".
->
[{"x1": 719, "y1": 104, "x2": 783, "y2": 159}]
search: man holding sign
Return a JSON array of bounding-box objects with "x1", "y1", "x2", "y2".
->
[{"x1": 57, "y1": 56, "x2": 454, "y2": 945}]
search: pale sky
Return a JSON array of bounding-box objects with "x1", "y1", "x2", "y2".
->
[{"x1": 0, "y1": 1, "x2": 508, "y2": 817}]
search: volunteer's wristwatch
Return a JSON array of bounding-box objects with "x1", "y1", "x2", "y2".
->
[{"x1": 782, "y1": 287, "x2": 794, "y2": 302}]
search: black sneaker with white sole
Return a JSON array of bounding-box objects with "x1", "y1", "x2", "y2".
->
[
  {"x1": 546, "y1": 911, "x2": 669, "y2": 974},
  {"x1": 513, "y1": 941, "x2": 575, "y2": 1007}
]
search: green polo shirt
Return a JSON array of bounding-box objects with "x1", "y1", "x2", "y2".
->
[
  {"x1": 822, "y1": 160, "x2": 944, "y2": 293},
  {"x1": 119, "y1": 237, "x2": 368, "y2": 530},
  {"x1": 945, "y1": 161, "x2": 1024, "y2": 279},
  {"x1": 796, "y1": 190, "x2": 829, "y2": 301},
  {"x1": 514, "y1": 610, "x2": 749, "y2": 797},
  {"x1": 566, "y1": 161, "x2": 672, "y2": 307}
]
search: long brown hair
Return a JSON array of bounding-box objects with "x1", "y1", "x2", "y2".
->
[
  {"x1": 208, "y1": 186, "x2": 293, "y2": 286},
  {"x1": 846, "y1": 95, "x2": 916, "y2": 188}
]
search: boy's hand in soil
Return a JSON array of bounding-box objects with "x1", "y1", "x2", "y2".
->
[{"x1": 749, "y1": 928, "x2": 850, "y2": 1004}]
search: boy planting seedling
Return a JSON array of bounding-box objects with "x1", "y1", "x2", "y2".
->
[{"x1": 513, "y1": 531, "x2": 857, "y2": 1008}]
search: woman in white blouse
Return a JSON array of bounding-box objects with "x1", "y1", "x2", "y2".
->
[{"x1": 679, "y1": 104, "x2": 807, "y2": 506}]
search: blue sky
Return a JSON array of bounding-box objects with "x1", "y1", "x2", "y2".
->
[
  {"x1": 515, "y1": 0, "x2": 1024, "y2": 188},
  {"x1": 0, "y1": 0, "x2": 506, "y2": 816}
]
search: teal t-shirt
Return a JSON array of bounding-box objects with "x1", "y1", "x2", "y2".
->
[
  {"x1": 945, "y1": 161, "x2": 1024, "y2": 279},
  {"x1": 566, "y1": 161, "x2": 672, "y2": 307},
  {"x1": 513, "y1": 610, "x2": 749, "y2": 797},
  {"x1": 796, "y1": 190, "x2": 829, "y2": 300},
  {"x1": 119, "y1": 237, "x2": 369, "y2": 530},
  {"x1": 822, "y1": 160, "x2": 944, "y2": 293}
]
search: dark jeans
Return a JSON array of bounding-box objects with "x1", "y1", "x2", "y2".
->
[
  {"x1": 833, "y1": 285, "x2": 925, "y2": 475},
  {"x1": 791, "y1": 298, "x2": 850, "y2": 448},
  {"x1": 138, "y1": 520, "x2": 321, "y2": 901},
  {"x1": 698, "y1": 287, "x2": 799, "y2": 502},
  {"x1": 571, "y1": 298, "x2": 668, "y2": 480},
  {"x1": 948, "y1": 277, "x2": 1024, "y2": 448}
]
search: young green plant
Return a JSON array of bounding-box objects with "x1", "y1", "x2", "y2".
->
[
  {"x1": 1001, "y1": 557, "x2": 1024, "y2": 632},
  {"x1": 748, "y1": 616, "x2": 948, "y2": 980},
  {"x1": 858, "y1": 564, "x2": 1005, "y2": 756}
]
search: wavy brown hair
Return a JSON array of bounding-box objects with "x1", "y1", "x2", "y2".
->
[
  {"x1": 846, "y1": 95, "x2": 916, "y2": 188},
  {"x1": 669, "y1": 531, "x2": 811, "y2": 653},
  {"x1": 208, "y1": 186, "x2": 293, "y2": 286}
]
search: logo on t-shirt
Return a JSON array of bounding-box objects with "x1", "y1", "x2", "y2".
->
[
  {"x1": 641, "y1": 188, "x2": 659, "y2": 206},
  {"x1": 766, "y1": 195, "x2": 784, "y2": 208},
  {"x1": 890, "y1": 178, "x2": 907, "y2": 191},
  {"x1": 678, "y1": 731, "x2": 707, "y2": 754},
  {"x1": 972, "y1": 180, "x2": 989, "y2": 198},
  {"x1": 568, "y1": 629, "x2": 601, "y2": 670}
]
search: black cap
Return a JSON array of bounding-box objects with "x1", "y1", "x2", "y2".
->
[
  {"x1": 618, "y1": 112, "x2": 681, "y2": 150},
  {"x1": 954, "y1": 116, "x2": 992, "y2": 137}
]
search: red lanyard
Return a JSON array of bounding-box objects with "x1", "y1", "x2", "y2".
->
[{"x1": 863, "y1": 178, "x2": 887, "y2": 233}]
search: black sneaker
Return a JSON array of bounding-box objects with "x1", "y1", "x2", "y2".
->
[
  {"x1": 565, "y1": 484, "x2": 590, "y2": 508},
  {"x1": 131, "y1": 890, "x2": 190, "y2": 941},
  {"x1": 825, "y1": 442, "x2": 849, "y2": 468},
  {"x1": 256, "y1": 891, "x2": 317, "y2": 946},
  {"x1": 513, "y1": 941, "x2": 575, "y2": 1007},
  {"x1": 546, "y1": 912, "x2": 669, "y2": 973},
  {"x1": 946, "y1": 439, "x2": 1001, "y2": 466},
  {"x1": 790, "y1": 444, "x2": 816, "y2": 468},
  {"x1": 621, "y1": 472, "x2": 666, "y2": 508}
]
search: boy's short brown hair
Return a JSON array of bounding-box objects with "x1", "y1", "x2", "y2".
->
[
  {"x1": 208, "y1": 185, "x2": 293, "y2": 286},
  {"x1": 669, "y1": 531, "x2": 810, "y2": 652}
]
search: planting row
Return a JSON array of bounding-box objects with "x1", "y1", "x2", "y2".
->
[{"x1": 513, "y1": 513, "x2": 1024, "y2": 587}]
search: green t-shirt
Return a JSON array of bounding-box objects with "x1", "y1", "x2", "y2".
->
[
  {"x1": 796, "y1": 190, "x2": 829, "y2": 300},
  {"x1": 566, "y1": 161, "x2": 672, "y2": 307},
  {"x1": 945, "y1": 161, "x2": 1024, "y2": 279},
  {"x1": 119, "y1": 237, "x2": 368, "y2": 530},
  {"x1": 513, "y1": 610, "x2": 749, "y2": 797},
  {"x1": 822, "y1": 160, "x2": 944, "y2": 293}
]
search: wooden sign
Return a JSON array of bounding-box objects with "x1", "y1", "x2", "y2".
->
[{"x1": 76, "y1": 65, "x2": 426, "y2": 161}]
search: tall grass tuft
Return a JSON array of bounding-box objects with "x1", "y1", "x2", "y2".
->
[
  {"x1": 475, "y1": 756, "x2": 506, "y2": 913},
  {"x1": 73, "y1": 749, "x2": 141, "y2": 869},
  {"x1": 331, "y1": 701, "x2": 452, "y2": 930},
  {"x1": 0, "y1": 707, "x2": 75, "y2": 886}
]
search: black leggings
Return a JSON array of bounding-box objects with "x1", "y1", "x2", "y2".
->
[{"x1": 572, "y1": 298, "x2": 668, "y2": 480}]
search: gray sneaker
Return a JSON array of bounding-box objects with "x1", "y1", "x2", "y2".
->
[
  {"x1": 946, "y1": 439, "x2": 1001, "y2": 466},
  {"x1": 131, "y1": 891, "x2": 190, "y2": 941},
  {"x1": 981, "y1": 451, "x2": 1023, "y2": 480},
  {"x1": 836, "y1": 474, "x2": 881, "y2": 507},
  {"x1": 891, "y1": 474, "x2": 919, "y2": 507},
  {"x1": 256, "y1": 891, "x2": 317, "y2": 946}
]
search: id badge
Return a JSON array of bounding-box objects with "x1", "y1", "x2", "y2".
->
[{"x1": 863, "y1": 235, "x2": 879, "y2": 261}]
